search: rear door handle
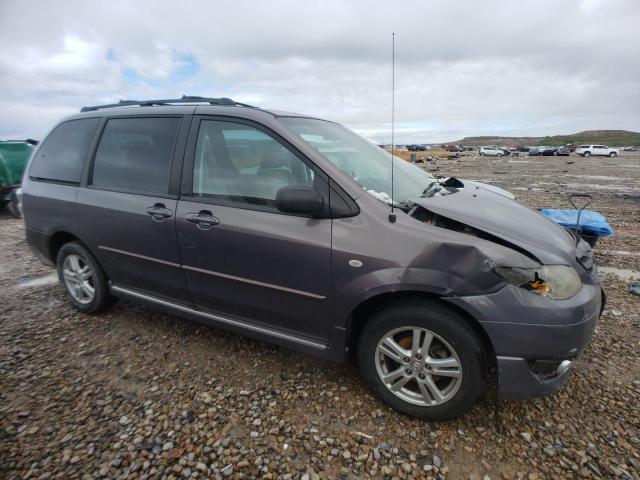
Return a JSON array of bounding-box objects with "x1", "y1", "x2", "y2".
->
[
  {"x1": 146, "y1": 203, "x2": 173, "y2": 221},
  {"x1": 186, "y1": 210, "x2": 220, "y2": 230}
]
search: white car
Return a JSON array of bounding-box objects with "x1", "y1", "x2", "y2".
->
[
  {"x1": 575, "y1": 145, "x2": 619, "y2": 157},
  {"x1": 479, "y1": 146, "x2": 504, "y2": 156}
]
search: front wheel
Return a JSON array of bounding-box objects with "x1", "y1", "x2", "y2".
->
[
  {"x1": 358, "y1": 299, "x2": 488, "y2": 420},
  {"x1": 583, "y1": 151, "x2": 591, "y2": 157},
  {"x1": 609, "y1": 152, "x2": 617, "y2": 157}
]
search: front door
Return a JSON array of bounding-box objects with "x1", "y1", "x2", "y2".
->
[{"x1": 176, "y1": 117, "x2": 332, "y2": 341}]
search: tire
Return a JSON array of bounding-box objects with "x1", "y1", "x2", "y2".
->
[
  {"x1": 7, "y1": 191, "x2": 22, "y2": 218},
  {"x1": 583, "y1": 151, "x2": 591, "y2": 157},
  {"x1": 609, "y1": 152, "x2": 617, "y2": 157},
  {"x1": 496, "y1": 152, "x2": 503, "y2": 157},
  {"x1": 56, "y1": 241, "x2": 115, "y2": 313},
  {"x1": 357, "y1": 299, "x2": 488, "y2": 421}
]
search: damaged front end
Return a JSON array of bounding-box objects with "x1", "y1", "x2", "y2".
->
[{"x1": 399, "y1": 178, "x2": 603, "y2": 399}]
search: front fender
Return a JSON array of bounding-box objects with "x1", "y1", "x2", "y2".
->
[{"x1": 331, "y1": 266, "x2": 506, "y2": 328}]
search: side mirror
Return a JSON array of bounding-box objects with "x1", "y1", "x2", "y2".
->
[{"x1": 276, "y1": 186, "x2": 324, "y2": 216}]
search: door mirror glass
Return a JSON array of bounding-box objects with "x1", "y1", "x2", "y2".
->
[{"x1": 276, "y1": 186, "x2": 324, "y2": 215}]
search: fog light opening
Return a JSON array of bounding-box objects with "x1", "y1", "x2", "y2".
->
[{"x1": 529, "y1": 359, "x2": 574, "y2": 379}]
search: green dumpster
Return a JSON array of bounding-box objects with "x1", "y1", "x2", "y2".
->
[
  {"x1": 1, "y1": 140, "x2": 35, "y2": 217},
  {"x1": 0, "y1": 141, "x2": 34, "y2": 192}
]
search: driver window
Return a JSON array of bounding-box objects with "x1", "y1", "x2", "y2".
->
[{"x1": 193, "y1": 120, "x2": 315, "y2": 208}]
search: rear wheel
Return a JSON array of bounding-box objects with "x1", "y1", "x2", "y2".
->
[
  {"x1": 56, "y1": 241, "x2": 115, "y2": 313},
  {"x1": 583, "y1": 151, "x2": 591, "y2": 157},
  {"x1": 358, "y1": 299, "x2": 488, "y2": 420}
]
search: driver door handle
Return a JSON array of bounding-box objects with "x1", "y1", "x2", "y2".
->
[{"x1": 186, "y1": 210, "x2": 220, "y2": 230}]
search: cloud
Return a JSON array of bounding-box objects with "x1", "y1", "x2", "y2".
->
[{"x1": 0, "y1": 0, "x2": 638, "y2": 142}]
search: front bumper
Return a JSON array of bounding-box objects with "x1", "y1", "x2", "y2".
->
[{"x1": 445, "y1": 281, "x2": 603, "y2": 400}]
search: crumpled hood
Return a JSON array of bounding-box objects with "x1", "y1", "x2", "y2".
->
[{"x1": 412, "y1": 180, "x2": 577, "y2": 265}]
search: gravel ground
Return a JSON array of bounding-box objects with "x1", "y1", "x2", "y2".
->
[{"x1": 1, "y1": 152, "x2": 639, "y2": 480}]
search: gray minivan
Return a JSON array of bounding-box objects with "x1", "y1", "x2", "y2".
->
[{"x1": 22, "y1": 97, "x2": 603, "y2": 420}]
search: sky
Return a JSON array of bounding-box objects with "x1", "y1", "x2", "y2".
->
[{"x1": 0, "y1": 0, "x2": 639, "y2": 143}]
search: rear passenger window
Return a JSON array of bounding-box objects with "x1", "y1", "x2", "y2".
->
[
  {"x1": 29, "y1": 118, "x2": 99, "y2": 183},
  {"x1": 92, "y1": 117, "x2": 181, "y2": 194},
  {"x1": 192, "y1": 120, "x2": 315, "y2": 208}
]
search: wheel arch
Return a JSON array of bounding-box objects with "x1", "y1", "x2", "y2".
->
[
  {"x1": 346, "y1": 291, "x2": 496, "y2": 365},
  {"x1": 48, "y1": 230, "x2": 101, "y2": 266},
  {"x1": 49, "y1": 231, "x2": 82, "y2": 262}
]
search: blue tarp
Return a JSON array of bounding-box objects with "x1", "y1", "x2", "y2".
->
[{"x1": 541, "y1": 208, "x2": 614, "y2": 237}]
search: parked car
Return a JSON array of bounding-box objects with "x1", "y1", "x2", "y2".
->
[
  {"x1": 575, "y1": 145, "x2": 619, "y2": 157},
  {"x1": 479, "y1": 146, "x2": 504, "y2": 156},
  {"x1": 554, "y1": 147, "x2": 571, "y2": 156},
  {"x1": 540, "y1": 146, "x2": 558, "y2": 156},
  {"x1": 0, "y1": 139, "x2": 37, "y2": 217},
  {"x1": 623, "y1": 146, "x2": 639, "y2": 152},
  {"x1": 22, "y1": 97, "x2": 603, "y2": 420},
  {"x1": 528, "y1": 147, "x2": 541, "y2": 156},
  {"x1": 444, "y1": 145, "x2": 462, "y2": 153}
]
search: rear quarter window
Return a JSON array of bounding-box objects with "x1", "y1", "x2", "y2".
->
[{"x1": 29, "y1": 118, "x2": 100, "y2": 183}]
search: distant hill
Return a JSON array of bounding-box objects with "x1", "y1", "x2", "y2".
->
[
  {"x1": 449, "y1": 130, "x2": 640, "y2": 147},
  {"x1": 536, "y1": 130, "x2": 640, "y2": 147}
]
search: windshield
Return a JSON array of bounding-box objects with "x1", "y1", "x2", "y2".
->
[{"x1": 280, "y1": 117, "x2": 436, "y2": 206}]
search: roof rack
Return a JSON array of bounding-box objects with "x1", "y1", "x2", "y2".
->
[{"x1": 80, "y1": 95, "x2": 257, "y2": 112}]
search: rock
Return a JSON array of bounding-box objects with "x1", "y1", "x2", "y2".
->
[
  {"x1": 221, "y1": 464, "x2": 233, "y2": 476},
  {"x1": 433, "y1": 455, "x2": 442, "y2": 467},
  {"x1": 163, "y1": 442, "x2": 174, "y2": 451}
]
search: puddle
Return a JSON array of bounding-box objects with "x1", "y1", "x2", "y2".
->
[
  {"x1": 598, "y1": 267, "x2": 640, "y2": 282},
  {"x1": 535, "y1": 182, "x2": 637, "y2": 192},
  {"x1": 567, "y1": 175, "x2": 624, "y2": 181},
  {"x1": 567, "y1": 183, "x2": 638, "y2": 191},
  {"x1": 602, "y1": 250, "x2": 640, "y2": 257},
  {"x1": 18, "y1": 273, "x2": 58, "y2": 288}
]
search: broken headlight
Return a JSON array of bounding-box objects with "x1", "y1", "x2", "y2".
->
[{"x1": 494, "y1": 265, "x2": 581, "y2": 300}]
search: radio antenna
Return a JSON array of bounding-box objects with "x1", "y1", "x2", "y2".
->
[{"x1": 389, "y1": 32, "x2": 397, "y2": 223}]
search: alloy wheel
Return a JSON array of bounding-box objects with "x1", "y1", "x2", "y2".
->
[
  {"x1": 62, "y1": 254, "x2": 95, "y2": 304},
  {"x1": 375, "y1": 326, "x2": 462, "y2": 407}
]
